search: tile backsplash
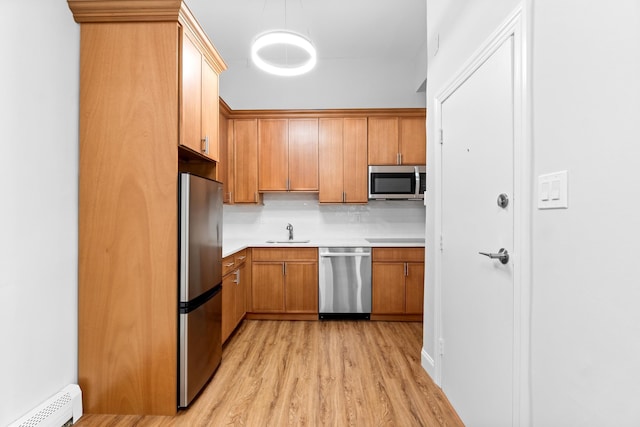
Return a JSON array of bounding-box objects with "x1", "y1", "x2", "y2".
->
[{"x1": 223, "y1": 193, "x2": 425, "y2": 243}]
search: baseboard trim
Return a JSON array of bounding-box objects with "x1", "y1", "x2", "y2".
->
[{"x1": 421, "y1": 347, "x2": 436, "y2": 379}]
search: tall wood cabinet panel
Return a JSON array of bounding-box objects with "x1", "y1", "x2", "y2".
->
[
  {"x1": 258, "y1": 119, "x2": 289, "y2": 191},
  {"x1": 233, "y1": 119, "x2": 260, "y2": 203},
  {"x1": 343, "y1": 118, "x2": 369, "y2": 202},
  {"x1": 368, "y1": 116, "x2": 426, "y2": 165},
  {"x1": 288, "y1": 118, "x2": 319, "y2": 191},
  {"x1": 69, "y1": 0, "x2": 226, "y2": 416},
  {"x1": 318, "y1": 118, "x2": 344, "y2": 202},
  {"x1": 319, "y1": 117, "x2": 367, "y2": 203}
]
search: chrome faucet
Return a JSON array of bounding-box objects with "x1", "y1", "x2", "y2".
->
[{"x1": 286, "y1": 223, "x2": 294, "y2": 241}]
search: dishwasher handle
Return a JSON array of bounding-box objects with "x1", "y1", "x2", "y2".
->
[{"x1": 319, "y1": 252, "x2": 371, "y2": 257}]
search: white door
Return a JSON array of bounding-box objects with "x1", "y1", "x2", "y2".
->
[{"x1": 440, "y1": 36, "x2": 515, "y2": 426}]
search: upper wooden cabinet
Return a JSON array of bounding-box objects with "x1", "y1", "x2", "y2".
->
[
  {"x1": 368, "y1": 116, "x2": 426, "y2": 165},
  {"x1": 181, "y1": 30, "x2": 220, "y2": 161},
  {"x1": 68, "y1": 0, "x2": 226, "y2": 416},
  {"x1": 218, "y1": 100, "x2": 231, "y2": 201},
  {"x1": 233, "y1": 119, "x2": 260, "y2": 203},
  {"x1": 319, "y1": 118, "x2": 368, "y2": 203},
  {"x1": 258, "y1": 119, "x2": 288, "y2": 191},
  {"x1": 258, "y1": 118, "x2": 319, "y2": 192}
]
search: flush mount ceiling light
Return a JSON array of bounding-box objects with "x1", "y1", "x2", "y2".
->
[{"x1": 251, "y1": 30, "x2": 317, "y2": 76}]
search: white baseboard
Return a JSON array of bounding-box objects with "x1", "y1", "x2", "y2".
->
[{"x1": 421, "y1": 347, "x2": 436, "y2": 379}]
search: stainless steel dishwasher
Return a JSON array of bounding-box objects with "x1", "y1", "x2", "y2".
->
[{"x1": 318, "y1": 247, "x2": 371, "y2": 319}]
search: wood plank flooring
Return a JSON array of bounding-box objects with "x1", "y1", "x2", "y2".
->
[{"x1": 77, "y1": 320, "x2": 463, "y2": 426}]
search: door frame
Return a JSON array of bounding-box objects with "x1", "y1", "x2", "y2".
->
[{"x1": 431, "y1": 5, "x2": 532, "y2": 426}]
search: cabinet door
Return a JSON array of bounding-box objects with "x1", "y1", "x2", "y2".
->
[
  {"x1": 343, "y1": 118, "x2": 368, "y2": 202},
  {"x1": 319, "y1": 118, "x2": 344, "y2": 202},
  {"x1": 221, "y1": 118, "x2": 233, "y2": 203},
  {"x1": 288, "y1": 119, "x2": 318, "y2": 191},
  {"x1": 251, "y1": 262, "x2": 285, "y2": 312},
  {"x1": 181, "y1": 33, "x2": 202, "y2": 155},
  {"x1": 372, "y1": 262, "x2": 406, "y2": 313},
  {"x1": 405, "y1": 262, "x2": 425, "y2": 314},
  {"x1": 221, "y1": 272, "x2": 236, "y2": 343},
  {"x1": 399, "y1": 117, "x2": 426, "y2": 165},
  {"x1": 284, "y1": 262, "x2": 318, "y2": 313},
  {"x1": 258, "y1": 119, "x2": 288, "y2": 191},
  {"x1": 368, "y1": 117, "x2": 399, "y2": 165},
  {"x1": 234, "y1": 119, "x2": 259, "y2": 203},
  {"x1": 200, "y1": 58, "x2": 219, "y2": 161}
]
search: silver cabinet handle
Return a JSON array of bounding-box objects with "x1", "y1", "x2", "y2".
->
[
  {"x1": 478, "y1": 248, "x2": 510, "y2": 264},
  {"x1": 319, "y1": 253, "x2": 371, "y2": 258},
  {"x1": 233, "y1": 269, "x2": 240, "y2": 284}
]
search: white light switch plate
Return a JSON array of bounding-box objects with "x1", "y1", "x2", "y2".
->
[{"x1": 538, "y1": 171, "x2": 568, "y2": 209}]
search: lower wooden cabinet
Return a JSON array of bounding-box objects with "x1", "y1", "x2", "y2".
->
[
  {"x1": 250, "y1": 248, "x2": 318, "y2": 319},
  {"x1": 372, "y1": 247, "x2": 425, "y2": 321},
  {"x1": 222, "y1": 249, "x2": 250, "y2": 343}
]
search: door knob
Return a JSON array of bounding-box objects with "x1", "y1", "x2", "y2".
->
[{"x1": 478, "y1": 248, "x2": 509, "y2": 264}]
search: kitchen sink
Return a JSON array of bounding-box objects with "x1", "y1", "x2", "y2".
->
[
  {"x1": 365, "y1": 237, "x2": 425, "y2": 244},
  {"x1": 265, "y1": 239, "x2": 311, "y2": 244}
]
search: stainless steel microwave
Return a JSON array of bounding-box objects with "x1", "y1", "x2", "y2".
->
[{"x1": 368, "y1": 165, "x2": 426, "y2": 200}]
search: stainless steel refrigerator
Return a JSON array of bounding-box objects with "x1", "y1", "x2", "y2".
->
[{"x1": 178, "y1": 173, "x2": 223, "y2": 408}]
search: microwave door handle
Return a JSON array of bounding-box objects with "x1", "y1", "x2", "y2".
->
[{"x1": 415, "y1": 167, "x2": 420, "y2": 198}]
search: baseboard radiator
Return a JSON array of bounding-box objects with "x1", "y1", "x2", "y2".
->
[{"x1": 9, "y1": 384, "x2": 83, "y2": 427}]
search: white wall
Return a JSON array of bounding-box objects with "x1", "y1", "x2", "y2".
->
[
  {"x1": 0, "y1": 2, "x2": 79, "y2": 425},
  {"x1": 531, "y1": 1, "x2": 640, "y2": 425},
  {"x1": 220, "y1": 57, "x2": 426, "y2": 110},
  {"x1": 426, "y1": 0, "x2": 640, "y2": 425},
  {"x1": 224, "y1": 194, "x2": 425, "y2": 247}
]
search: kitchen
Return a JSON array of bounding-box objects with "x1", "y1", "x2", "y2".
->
[
  {"x1": 65, "y1": 0, "x2": 434, "y2": 420},
  {"x1": 3, "y1": 1, "x2": 640, "y2": 427}
]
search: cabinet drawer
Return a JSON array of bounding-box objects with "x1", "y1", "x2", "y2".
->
[
  {"x1": 252, "y1": 247, "x2": 318, "y2": 262},
  {"x1": 222, "y1": 254, "x2": 236, "y2": 276},
  {"x1": 234, "y1": 249, "x2": 247, "y2": 266},
  {"x1": 372, "y1": 247, "x2": 425, "y2": 262}
]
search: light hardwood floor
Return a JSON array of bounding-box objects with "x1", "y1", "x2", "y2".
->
[{"x1": 77, "y1": 320, "x2": 463, "y2": 426}]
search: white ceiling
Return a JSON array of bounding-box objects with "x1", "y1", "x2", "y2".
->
[
  {"x1": 188, "y1": 0, "x2": 427, "y2": 63},
  {"x1": 186, "y1": 0, "x2": 427, "y2": 110}
]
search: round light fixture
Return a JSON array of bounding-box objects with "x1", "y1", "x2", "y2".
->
[{"x1": 251, "y1": 31, "x2": 317, "y2": 77}]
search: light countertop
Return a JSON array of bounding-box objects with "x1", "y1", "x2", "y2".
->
[{"x1": 223, "y1": 237, "x2": 425, "y2": 258}]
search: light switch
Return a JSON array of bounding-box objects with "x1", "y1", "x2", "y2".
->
[
  {"x1": 540, "y1": 182, "x2": 550, "y2": 201},
  {"x1": 538, "y1": 171, "x2": 568, "y2": 209}
]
